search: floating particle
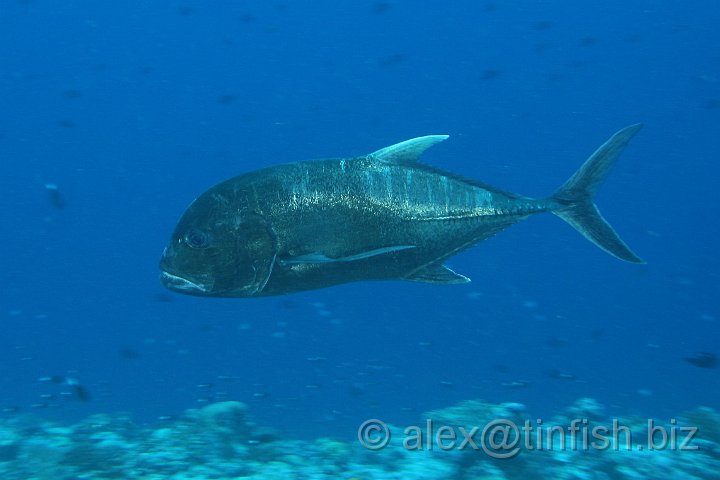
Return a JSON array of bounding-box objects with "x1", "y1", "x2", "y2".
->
[
  {"x1": 479, "y1": 69, "x2": 500, "y2": 80},
  {"x1": 482, "y1": 3, "x2": 498, "y2": 13},
  {"x1": 372, "y1": 2, "x2": 391, "y2": 14},
  {"x1": 703, "y1": 99, "x2": 720, "y2": 109},
  {"x1": 118, "y1": 348, "x2": 139, "y2": 360},
  {"x1": 579, "y1": 36, "x2": 597, "y2": 47},
  {"x1": 532, "y1": 20, "x2": 554, "y2": 30},
  {"x1": 378, "y1": 53, "x2": 406, "y2": 68},
  {"x1": 153, "y1": 293, "x2": 174, "y2": 303},
  {"x1": 62, "y1": 89, "x2": 82, "y2": 99},
  {"x1": 237, "y1": 13, "x2": 257, "y2": 23},
  {"x1": 533, "y1": 43, "x2": 551, "y2": 54},
  {"x1": 279, "y1": 300, "x2": 298, "y2": 309},
  {"x1": 545, "y1": 337, "x2": 568, "y2": 348},
  {"x1": 217, "y1": 94, "x2": 236, "y2": 105},
  {"x1": 348, "y1": 383, "x2": 366, "y2": 396},
  {"x1": 589, "y1": 329, "x2": 605, "y2": 340}
]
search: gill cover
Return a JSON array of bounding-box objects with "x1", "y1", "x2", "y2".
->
[{"x1": 235, "y1": 214, "x2": 278, "y2": 296}]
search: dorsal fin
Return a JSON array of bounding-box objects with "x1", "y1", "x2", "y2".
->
[{"x1": 368, "y1": 135, "x2": 449, "y2": 165}]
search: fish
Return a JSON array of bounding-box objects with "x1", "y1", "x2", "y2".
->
[
  {"x1": 38, "y1": 375, "x2": 90, "y2": 402},
  {"x1": 44, "y1": 183, "x2": 65, "y2": 209},
  {"x1": 684, "y1": 352, "x2": 717, "y2": 369},
  {"x1": 160, "y1": 124, "x2": 644, "y2": 297}
]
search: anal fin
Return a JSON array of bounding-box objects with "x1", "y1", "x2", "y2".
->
[{"x1": 405, "y1": 264, "x2": 471, "y2": 284}]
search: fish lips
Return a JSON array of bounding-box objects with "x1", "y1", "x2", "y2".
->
[
  {"x1": 159, "y1": 246, "x2": 213, "y2": 295},
  {"x1": 159, "y1": 270, "x2": 213, "y2": 295}
]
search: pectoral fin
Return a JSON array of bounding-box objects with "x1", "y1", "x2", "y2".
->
[
  {"x1": 280, "y1": 245, "x2": 416, "y2": 265},
  {"x1": 405, "y1": 264, "x2": 471, "y2": 284}
]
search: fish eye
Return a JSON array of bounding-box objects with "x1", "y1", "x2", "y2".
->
[{"x1": 183, "y1": 228, "x2": 210, "y2": 249}]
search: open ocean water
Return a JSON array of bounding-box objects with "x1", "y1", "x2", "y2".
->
[{"x1": 1, "y1": 1, "x2": 718, "y2": 478}]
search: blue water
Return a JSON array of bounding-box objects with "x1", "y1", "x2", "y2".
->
[{"x1": 1, "y1": 0, "x2": 718, "y2": 441}]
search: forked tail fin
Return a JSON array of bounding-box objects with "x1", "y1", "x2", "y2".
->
[{"x1": 551, "y1": 124, "x2": 644, "y2": 263}]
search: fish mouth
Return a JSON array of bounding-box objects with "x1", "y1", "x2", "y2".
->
[{"x1": 160, "y1": 271, "x2": 211, "y2": 294}]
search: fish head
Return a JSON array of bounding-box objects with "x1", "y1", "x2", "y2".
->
[{"x1": 159, "y1": 189, "x2": 277, "y2": 297}]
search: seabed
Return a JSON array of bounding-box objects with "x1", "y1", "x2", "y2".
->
[{"x1": 1, "y1": 398, "x2": 718, "y2": 479}]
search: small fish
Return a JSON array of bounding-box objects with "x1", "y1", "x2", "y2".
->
[
  {"x1": 502, "y1": 381, "x2": 530, "y2": 389},
  {"x1": 684, "y1": 352, "x2": 717, "y2": 369},
  {"x1": 39, "y1": 375, "x2": 90, "y2": 401},
  {"x1": 118, "y1": 348, "x2": 139, "y2": 359},
  {"x1": 45, "y1": 183, "x2": 64, "y2": 209},
  {"x1": 65, "y1": 377, "x2": 90, "y2": 401},
  {"x1": 545, "y1": 337, "x2": 569, "y2": 348},
  {"x1": 160, "y1": 125, "x2": 644, "y2": 297},
  {"x1": 306, "y1": 356, "x2": 327, "y2": 362},
  {"x1": 547, "y1": 368, "x2": 577, "y2": 380}
]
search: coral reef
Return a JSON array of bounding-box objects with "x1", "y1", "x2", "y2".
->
[{"x1": 0, "y1": 399, "x2": 717, "y2": 479}]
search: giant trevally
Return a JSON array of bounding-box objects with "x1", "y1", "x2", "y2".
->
[{"x1": 160, "y1": 125, "x2": 643, "y2": 297}]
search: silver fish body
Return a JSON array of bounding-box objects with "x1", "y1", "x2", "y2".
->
[{"x1": 160, "y1": 126, "x2": 643, "y2": 297}]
